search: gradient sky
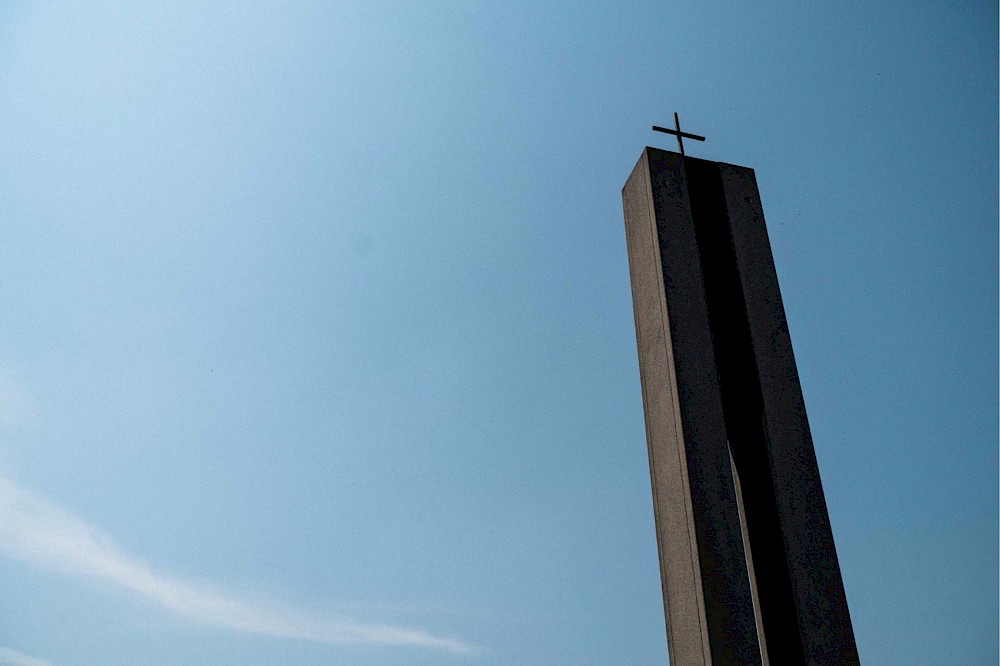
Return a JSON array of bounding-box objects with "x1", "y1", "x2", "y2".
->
[{"x1": 0, "y1": 2, "x2": 996, "y2": 665}]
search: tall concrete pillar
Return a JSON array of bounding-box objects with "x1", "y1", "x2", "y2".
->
[{"x1": 621, "y1": 148, "x2": 859, "y2": 665}]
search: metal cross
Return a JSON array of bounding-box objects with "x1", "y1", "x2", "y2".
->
[{"x1": 652, "y1": 113, "x2": 705, "y2": 157}]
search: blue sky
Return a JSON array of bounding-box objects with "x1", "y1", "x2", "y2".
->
[{"x1": 0, "y1": 2, "x2": 995, "y2": 664}]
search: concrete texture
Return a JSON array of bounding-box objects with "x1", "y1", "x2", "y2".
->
[
  {"x1": 622, "y1": 149, "x2": 762, "y2": 666},
  {"x1": 719, "y1": 164, "x2": 859, "y2": 664},
  {"x1": 621, "y1": 148, "x2": 858, "y2": 665}
]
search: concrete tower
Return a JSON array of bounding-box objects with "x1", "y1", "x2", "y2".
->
[{"x1": 621, "y1": 146, "x2": 859, "y2": 665}]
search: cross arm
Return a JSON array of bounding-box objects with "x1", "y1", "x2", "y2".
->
[{"x1": 651, "y1": 125, "x2": 706, "y2": 142}]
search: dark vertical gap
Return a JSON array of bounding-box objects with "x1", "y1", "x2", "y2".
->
[{"x1": 684, "y1": 158, "x2": 806, "y2": 664}]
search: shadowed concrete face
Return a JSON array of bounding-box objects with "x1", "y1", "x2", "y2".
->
[{"x1": 621, "y1": 148, "x2": 858, "y2": 666}]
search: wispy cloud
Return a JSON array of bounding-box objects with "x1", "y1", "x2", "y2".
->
[
  {"x1": 0, "y1": 646, "x2": 51, "y2": 666},
  {"x1": 0, "y1": 474, "x2": 474, "y2": 655}
]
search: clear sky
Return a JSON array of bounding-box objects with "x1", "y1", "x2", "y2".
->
[{"x1": 0, "y1": 2, "x2": 995, "y2": 665}]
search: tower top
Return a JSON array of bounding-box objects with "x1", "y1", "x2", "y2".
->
[{"x1": 652, "y1": 112, "x2": 705, "y2": 157}]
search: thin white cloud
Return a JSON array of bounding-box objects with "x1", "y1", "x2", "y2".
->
[
  {"x1": 0, "y1": 646, "x2": 51, "y2": 666},
  {"x1": 0, "y1": 474, "x2": 474, "y2": 655}
]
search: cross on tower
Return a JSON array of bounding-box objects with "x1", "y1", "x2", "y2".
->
[{"x1": 652, "y1": 112, "x2": 705, "y2": 157}]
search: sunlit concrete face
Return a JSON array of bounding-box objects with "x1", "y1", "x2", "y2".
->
[{"x1": 621, "y1": 148, "x2": 859, "y2": 666}]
